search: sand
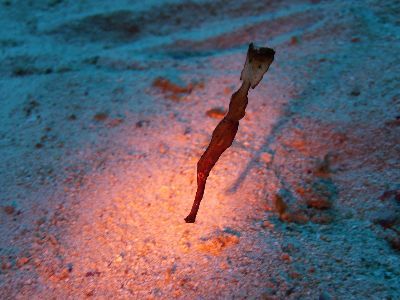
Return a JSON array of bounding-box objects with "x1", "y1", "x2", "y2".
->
[{"x1": 0, "y1": 0, "x2": 399, "y2": 299}]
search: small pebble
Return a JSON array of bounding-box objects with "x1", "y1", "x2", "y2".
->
[
  {"x1": 16, "y1": 257, "x2": 30, "y2": 267},
  {"x1": 93, "y1": 112, "x2": 108, "y2": 121},
  {"x1": 206, "y1": 107, "x2": 226, "y2": 119},
  {"x1": 3, "y1": 205, "x2": 15, "y2": 215},
  {"x1": 259, "y1": 152, "x2": 272, "y2": 164}
]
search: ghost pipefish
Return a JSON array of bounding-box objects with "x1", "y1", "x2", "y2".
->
[{"x1": 185, "y1": 43, "x2": 275, "y2": 223}]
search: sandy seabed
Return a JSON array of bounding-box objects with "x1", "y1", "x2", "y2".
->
[{"x1": 0, "y1": 0, "x2": 399, "y2": 299}]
